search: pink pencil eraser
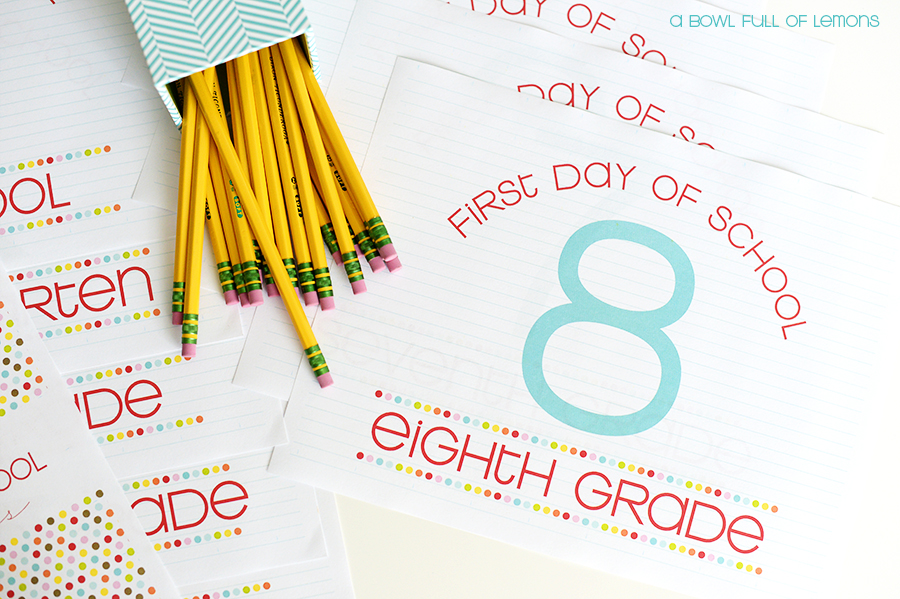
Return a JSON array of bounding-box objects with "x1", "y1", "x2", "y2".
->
[
  {"x1": 248, "y1": 289, "x2": 265, "y2": 306},
  {"x1": 332, "y1": 251, "x2": 342, "y2": 264},
  {"x1": 386, "y1": 256, "x2": 403, "y2": 272},
  {"x1": 350, "y1": 280, "x2": 367, "y2": 295},
  {"x1": 377, "y1": 243, "x2": 398, "y2": 262},
  {"x1": 368, "y1": 256, "x2": 386, "y2": 272},
  {"x1": 239, "y1": 293, "x2": 250, "y2": 306},
  {"x1": 302, "y1": 291, "x2": 319, "y2": 306},
  {"x1": 172, "y1": 312, "x2": 183, "y2": 325},
  {"x1": 181, "y1": 343, "x2": 197, "y2": 358},
  {"x1": 223, "y1": 290, "x2": 239, "y2": 305},
  {"x1": 319, "y1": 296, "x2": 336, "y2": 311},
  {"x1": 266, "y1": 283, "x2": 279, "y2": 297},
  {"x1": 317, "y1": 372, "x2": 334, "y2": 388}
]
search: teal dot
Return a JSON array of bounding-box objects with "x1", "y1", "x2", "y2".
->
[
  {"x1": 223, "y1": 593, "x2": 230, "y2": 598},
  {"x1": 404, "y1": 399, "x2": 411, "y2": 406},
  {"x1": 734, "y1": 495, "x2": 741, "y2": 502},
  {"x1": 86, "y1": 374, "x2": 93, "y2": 381},
  {"x1": 35, "y1": 269, "x2": 42, "y2": 276},
  {"x1": 183, "y1": 472, "x2": 190, "y2": 479},
  {"x1": 75, "y1": 151, "x2": 82, "y2": 158},
  {"x1": 12, "y1": 377, "x2": 19, "y2": 384},
  {"x1": 82, "y1": 523, "x2": 89, "y2": 531},
  {"x1": 385, "y1": 461, "x2": 393, "y2": 468},
  {"x1": 743, "y1": 497, "x2": 750, "y2": 504},
  {"x1": 90, "y1": 555, "x2": 98, "y2": 563},
  {"x1": 192, "y1": 470, "x2": 200, "y2": 477},
  {"x1": 472, "y1": 419, "x2": 480, "y2": 427},
  {"x1": 84, "y1": 210, "x2": 90, "y2": 217},
  {"x1": 444, "y1": 478, "x2": 452, "y2": 486},
  {"x1": 462, "y1": 416, "x2": 470, "y2": 424},
  {"x1": 204, "y1": 534, "x2": 211, "y2": 541},
  {"x1": 523, "y1": 501, "x2": 530, "y2": 509},
  {"x1": 375, "y1": 458, "x2": 383, "y2": 465},
  {"x1": 718, "y1": 557, "x2": 725, "y2": 564},
  {"x1": 0, "y1": 167, "x2": 5, "y2": 174},
  {"x1": 194, "y1": 536, "x2": 201, "y2": 543},
  {"x1": 22, "y1": 533, "x2": 29, "y2": 540},
  {"x1": 541, "y1": 439, "x2": 548, "y2": 446},
  {"x1": 166, "y1": 422, "x2": 173, "y2": 429},
  {"x1": 6, "y1": 227, "x2": 13, "y2": 233},
  {"x1": 650, "y1": 538, "x2": 657, "y2": 545},
  {"x1": 17, "y1": 224, "x2": 24, "y2": 231},
  {"x1": 454, "y1": 481, "x2": 461, "y2": 488},
  {"x1": 121, "y1": 484, "x2": 128, "y2": 491},
  {"x1": 676, "y1": 478, "x2": 683, "y2": 485},
  {"x1": 2, "y1": 371, "x2": 8, "y2": 378},
  {"x1": 599, "y1": 456, "x2": 607, "y2": 463},
  {"x1": 113, "y1": 568, "x2": 121, "y2": 576},
  {"x1": 65, "y1": 153, "x2": 73, "y2": 160},
  {"x1": 591, "y1": 521, "x2": 599, "y2": 528},
  {"x1": 531, "y1": 436, "x2": 538, "y2": 444},
  {"x1": 75, "y1": 213, "x2": 82, "y2": 219},
  {"x1": 124, "y1": 315, "x2": 131, "y2": 322},
  {"x1": 667, "y1": 475, "x2": 674, "y2": 483},
  {"x1": 97, "y1": 438, "x2": 103, "y2": 444},
  {"x1": 76, "y1": 376, "x2": 83, "y2": 383},
  {"x1": 582, "y1": 519, "x2": 589, "y2": 526},
  {"x1": 727, "y1": 560, "x2": 734, "y2": 567},
  {"x1": 393, "y1": 397, "x2": 401, "y2": 403},
  {"x1": 145, "y1": 361, "x2": 152, "y2": 368},
  {"x1": 154, "y1": 360, "x2": 162, "y2": 367},
  {"x1": 10, "y1": 403, "x2": 17, "y2": 410},
  {"x1": 113, "y1": 316, "x2": 121, "y2": 324},
  {"x1": 103, "y1": 255, "x2": 110, "y2": 263},
  {"x1": 136, "y1": 581, "x2": 144, "y2": 589},
  {"x1": 155, "y1": 424, "x2": 163, "y2": 431},
  {"x1": 56, "y1": 329, "x2": 62, "y2": 336},
  {"x1": 513, "y1": 498, "x2": 521, "y2": 506},
  {"x1": 113, "y1": 254, "x2": 120, "y2": 260}
]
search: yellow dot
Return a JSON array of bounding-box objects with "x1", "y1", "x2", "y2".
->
[
  {"x1": 54, "y1": 576, "x2": 62, "y2": 584},
  {"x1": 611, "y1": 526, "x2": 618, "y2": 534},
  {"x1": 627, "y1": 464, "x2": 635, "y2": 472},
  {"x1": 424, "y1": 404, "x2": 431, "y2": 412},
  {"x1": 21, "y1": 396, "x2": 29, "y2": 403},
  {"x1": 9, "y1": 538, "x2": 17, "y2": 546},
  {"x1": 104, "y1": 206, "x2": 111, "y2": 213},
  {"x1": 95, "y1": 147, "x2": 101, "y2": 154},
  {"x1": 253, "y1": 584, "x2": 261, "y2": 592},
  {"x1": 100, "y1": 589, "x2": 109, "y2": 596},
  {"x1": 64, "y1": 263, "x2": 72, "y2": 271},
  {"x1": 492, "y1": 424, "x2": 500, "y2": 432},
  {"x1": 56, "y1": 550, "x2": 63, "y2": 558},
  {"x1": 90, "y1": 568, "x2": 98, "y2": 577},
  {"x1": 106, "y1": 370, "x2": 113, "y2": 377},
  {"x1": 405, "y1": 466, "x2": 412, "y2": 474},
  {"x1": 27, "y1": 161, "x2": 34, "y2": 168},
  {"x1": 3, "y1": 333, "x2": 10, "y2": 340},
  {"x1": 79, "y1": 549, "x2": 87, "y2": 557},
  {"x1": 174, "y1": 355, "x2": 182, "y2": 362},
  {"x1": 679, "y1": 546, "x2": 686, "y2": 553},
  {"x1": 74, "y1": 324, "x2": 82, "y2": 332},
  {"x1": 154, "y1": 544, "x2": 161, "y2": 551},
  {"x1": 58, "y1": 511, "x2": 67, "y2": 518},
  {"x1": 212, "y1": 466, "x2": 220, "y2": 473},
  {"x1": 186, "y1": 417, "x2": 194, "y2": 425},
  {"x1": 143, "y1": 310, "x2": 151, "y2": 317},
  {"x1": 126, "y1": 561, "x2": 134, "y2": 569},
  {"x1": 474, "y1": 487, "x2": 482, "y2": 494},
  {"x1": 37, "y1": 221, "x2": 43, "y2": 227},
  {"x1": 542, "y1": 506, "x2": 550, "y2": 514},
  {"x1": 746, "y1": 564, "x2": 753, "y2": 572},
  {"x1": 762, "y1": 503, "x2": 769, "y2": 510},
  {"x1": 142, "y1": 479, "x2": 150, "y2": 487},
  {"x1": 116, "y1": 432, "x2": 124, "y2": 440},
  {"x1": 224, "y1": 529, "x2": 232, "y2": 537},
  {"x1": 103, "y1": 548, "x2": 110, "y2": 556},
  {"x1": 560, "y1": 444, "x2": 567, "y2": 452}
]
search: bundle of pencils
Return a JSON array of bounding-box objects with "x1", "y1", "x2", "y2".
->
[{"x1": 170, "y1": 36, "x2": 401, "y2": 387}]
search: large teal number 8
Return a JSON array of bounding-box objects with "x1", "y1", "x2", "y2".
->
[{"x1": 522, "y1": 221, "x2": 694, "y2": 436}]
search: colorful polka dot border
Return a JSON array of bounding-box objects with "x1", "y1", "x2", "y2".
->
[
  {"x1": 0, "y1": 318, "x2": 44, "y2": 419},
  {"x1": 0, "y1": 489, "x2": 158, "y2": 599},
  {"x1": 122, "y1": 463, "x2": 229, "y2": 492},
  {"x1": 0, "y1": 204, "x2": 121, "y2": 237},
  {"x1": 358, "y1": 451, "x2": 763, "y2": 576},
  {"x1": 97, "y1": 415, "x2": 204, "y2": 445},
  {"x1": 182, "y1": 581, "x2": 272, "y2": 599},
  {"x1": 0, "y1": 145, "x2": 112, "y2": 176},
  {"x1": 10, "y1": 247, "x2": 151, "y2": 283},
  {"x1": 39, "y1": 309, "x2": 163, "y2": 340},
  {"x1": 374, "y1": 390, "x2": 779, "y2": 514},
  {"x1": 67, "y1": 354, "x2": 189, "y2": 386},
  {"x1": 152, "y1": 527, "x2": 242, "y2": 552}
]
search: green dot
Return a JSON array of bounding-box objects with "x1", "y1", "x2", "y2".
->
[
  {"x1": 123, "y1": 251, "x2": 130, "y2": 258},
  {"x1": 736, "y1": 562, "x2": 743, "y2": 569},
  {"x1": 395, "y1": 464, "x2": 402, "y2": 471},
  {"x1": 133, "y1": 313, "x2": 140, "y2": 320},
  {"x1": 669, "y1": 543, "x2": 677, "y2": 550},
  {"x1": 686, "y1": 481, "x2": 693, "y2": 488},
  {"x1": 106, "y1": 435, "x2": 114, "y2": 442},
  {"x1": 65, "y1": 327, "x2": 72, "y2": 334},
  {"x1": 482, "y1": 422, "x2": 490, "y2": 429},
  {"x1": 176, "y1": 420, "x2": 183, "y2": 427},
  {"x1": 532, "y1": 503, "x2": 540, "y2": 511},
  {"x1": 164, "y1": 357, "x2": 172, "y2": 365},
  {"x1": 752, "y1": 500, "x2": 759, "y2": 507},
  {"x1": 26, "y1": 223, "x2": 33, "y2": 230},
  {"x1": 132, "y1": 482, "x2": 139, "y2": 489},
  {"x1": 550, "y1": 441, "x2": 558, "y2": 449},
  {"x1": 85, "y1": 149, "x2": 92, "y2": 156},
  {"x1": 55, "y1": 265, "x2": 62, "y2": 272},
  {"x1": 17, "y1": 163, "x2": 25, "y2": 170},
  {"x1": 202, "y1": 468, "x2": 210, "y2": 475},
  {"x1": 618, "y1": 461, "x2": 626, "y2": 469},
  {"x1": 94, "y1": 208, "x2": 101, "y2": 215},
  {"x1": 413, "y1": 401, "x2": 421, "y2": 409}
]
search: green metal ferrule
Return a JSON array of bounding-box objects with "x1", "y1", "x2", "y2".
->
[
  {"x1": 365, "y1": 216, "x2": 393, "y2": 249},
  {"x1": 241, "y1": 261, "x2": 262, "y2": 291},
  {"x1": 305, "y1": 344, "x2": 329, "y2": 375},
  {"x1": 181, "y1": 314, "x2": 199, "y2": 344},
  {"x1": 341, "y1": 252, "x2": 364, "y2": 282},
  {"x1": 320, "y1": 223, "x2": 339, "y2": 256},
  {"x1": 172, "y1": 282, "x2": 185, "y2": 312},
  {"x1": 216, "y1": 261, "x2": 235, "y2": 293},
  {"x1": 313, "y1": 267, "x2": 333, "y2": 298},
  {"x1": 282, "y1": 258, "x2": 299, "y2": 287}
]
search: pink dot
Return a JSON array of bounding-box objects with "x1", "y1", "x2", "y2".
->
[
  {"x1": 383, "y1": 393, "x2": 392, "y2": 401},
  {"x1": 26, "y1": 272, "x2": 33, "y2": 278},
  {"x1": 34, "y1": 389, "x2": 41, "y2": 396},
  {"x1": 640, "y1": 535, "x2": 647, "y2": 542},
  {"x1": 113, "y1": 581, "x2": 121, "y2": 589},
  {"x1": 45, "y1": 531, "x2": 53, "y2": 538},
  {"x1": 723, "y1": 492, "x2": 731, "y2": 499},
  {"x1": 434, "y1": 475, "x2": 442, "y2": 483},
  {"x1": 366, "y1": 455, "x2": 373, "y2": 462},
  {"x1": 0, "y1": 230, "x2": 6, "y2": 236},
  {"x1": 66, "y1": 378, "x2": 74, "y2": 385},
  {"x1": 8, "y1": 551, "x2": 16, "y2": 559},
  {"x1": 656, "y1": 472, "x2": 664, "y2": 479},
  {"x1": 71, "y1": 504, "x2": 78, "y2": 511},
  {"x1": 183, "y1": 538, "x2": 191, "y2": 546},
  {"x1": 115, "y1": 542, "x2": 123, "y2": 549},
  {"x1": 521, "y1": 433, "x2": 529, "y2": 441},
  {"x1": 453, "y1": 413, "x2": 460, "y2": 420},
  {"x1": 42, "y1": 583, "x2": 50, "y2": 591},
  {"x1": 504, "y1": 495, "x2": 511, "y2": 502},
  {"x1": 56, "y1": 155, "x2": 63, "y2": 162},
  {"x1": 65, "y1": 214, "x2": 73, "y2": 221},
  {"x1": 707, "y1": 554, "x2": 715, "y2": 561},
  {"x1": 43, "y1": 557, "x2": 51, "y2": 565},
  {"x1": 146, "y1": 425, "x2": 153, "y2": 434},
  {"x1": 213, "y1": 593, "x2": 221, "y2": 599},
  {"x1": 38, "y1": 331, "x2": 42, "y2": 337},
  {"x1": 80, "y1": 536, "x2": 88, "y2": 544},
  {"x1": 589, "y1": 453, "x2": 596, "y2": 460},
  {"x1": 67, "y1": 556, "x2": 75, "y2": 564},
  {"x1": 104, "y1": 319, "x2": 111, "y2": 325},
  {"x1": 2, "y1": 384, "x2": 9, "y2": 391},
  {"x1": 172, "y1": 473, "x2": 180, "y2": 481}
]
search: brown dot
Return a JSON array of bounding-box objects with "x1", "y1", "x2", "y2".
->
[
  {"x1": 102, "y1": 562, "x2": 110, "y2": 569},
  {"x1": 96, "y1": 490, "x2": 104, "y2": 498},
  {"x1": 44, "y1": 543, "x2": 52, "y2": 551},
  {"x1": 124, "y1": 589, "x2": 132, "y2": 596},
  {"x1": 31, "y1": 576, "x2": 39, "y2": 584},
  {"x1": 46, "y1": 517, "x2": 54, "y2": 525},
  {"x1": 10, "y1": 389, "x2": 17, "y2": 397},
  {"x1": 137, "y1": 567, "x2": 145, "y2": 575},
  {"x1": 91, "y1": 542, "x2": 99, "y2": 550},
  {"x1": 83, "y1": 510, "x2": 90, "y2": 517},
  {"x1": 94, "y1": 516, "x2": 101, "y2": 524},
  {"x1": 3, "y1": 357, "x2": 9, "y2": 365},
  {"x1": 53, "y1": 591, "x2": 61, "y2": 598},
  {"x1": 12, "y1": 363, "x2": 20, "y2": 371},
  {"x1": 15, "y1": 338, "x2": 22, "y2": 346}
]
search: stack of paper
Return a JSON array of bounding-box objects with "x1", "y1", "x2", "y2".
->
[{"x1": 1, "y1": 0, "x2": 897, "y2": 598}]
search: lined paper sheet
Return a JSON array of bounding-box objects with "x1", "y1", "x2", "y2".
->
[
  {"x1": 443, "y1": 0, "x2": 832, "y2": 110},
  {"x1": 326, "y1": 0, "x2": 879, "y2": 195},
  {"x1": 8, "y1": 233, "x2": 243, "y2": 372},
  {"x1": 176, "y1": 490, "x2": 355, "y2": 598},
  {"x1": 302, "y1": 0, "x2": 357, "y2": 93},
  {"x1": 0, "y1": 261, "x2": 179, "y2": 598},
  {"x1": 269, "y1": 59, "x2": 900, "y2": 599},
  {"x1": 67, "y1": 337, "x2": 287, "y2": 479},
  {"x1": 123, "y1": 450, "x2": 325, "y2": 587}
]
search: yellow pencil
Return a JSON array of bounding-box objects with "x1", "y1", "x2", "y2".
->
[
  {"x1": 204, "y1": 166, "x2": 238, "y2": 305},
  {"x1": 181, "y1": 80, "x2": 210, "y2": 357},
  {"x1": 248, "y1": 48, "x2": 295, "y2": 297},
  {"x1": 210, "y1": 144, "x2": 250, "y2": 303},
  {"x1": 172, "y1": 75, "x2": 197, "y2": 325},
  {"x1": 271, "y1": 45, "x2": 335, "y2": 310},
  {"x1": 188, "y1": 71, "x2": 333, "y2": 388},
  {"x1": 291, "y1": 36, "x2": 401, "y2": 272},
  {"x1": 338, "y1": 169, "x2": 385, "y2": 272},
  {"x1": 259, "y1": 46, "x2": 314, "y2": 302},
  {"x1": 225, "y1": 59, "x2": 265, "y2": 306},
  {"x1": 277, "y1": 38, "x2": 366, "y2": 295}
]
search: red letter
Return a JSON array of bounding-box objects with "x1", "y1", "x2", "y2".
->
[
  {"x1": 580, "y1": 85, "x2": 600, "y2": 110},
  {"x1": 47, "y1": 173, "x2": 68, "y2": 209},
  {"x1": 20, "y1": 285, "x2": 55, "y2": 320},
  {"x1": 708, "y1": 206, "x2": 731, "y2": 231},
  {"x1": 168, "y1": 488, "x2": 209, "y2": 531},
  {"x1": 553, "y1": 164, "x2": 580, "y2": 190},
  {"x1": 647, "y1": 492, "x2": 689, "y2": 534},
  {"x1": 472, "y1": 190, "x2": 504, "y2": 221},
  {"x1": 498, "y1": 180, "x2": 522, "y2": 206},
  {"x1": 616, "y1": 164, "x2": 636, "y2": 190},
  {"x1": 518, "y1": 174, "x2": 538, "y2": 198},
  {"x1": 622, "y1": 33, "x2": 645, "y2": 57},
  {"x1": 517, "y1": 451, "x2": 556, "y2": 497},
  {"x1": 591, "y1": 11, "x2": 615, "y2": 33},
  {"x1": 517, "y1": 84, "x2": 545, "y2": 99},
  {"x1": 685, "y1": 500, "x2": 726, "y2": 543},
  {"x1": 131, "y1": 495, "x2": 168, "y2": 535},
  {"x1": 210, "y1": 481, "x2": 249, "y2": 520},
  {"x1": 371, "y1": 412, "x2": 409, "y2": 452},
  {"x1": 727, "y1": 222, "x2": 753, "y2": 249},
  {"x1": 116, "y1": 266, "x2": 154, "y2": 306},
  {"x1": 775, "y1": 294, "x2": 801, "y2": 320},
  {"x1": 615, "y1": 95, "x2": 641, "y2": 121},
  {"x1": 677, "y1": 183, "x2": 701, "y2": 206},
  {"x1": 611, "y1": 479, "x2": 649, "y2": 524},
  {"x1": 9, "y1": 177, "x2": 45, "y2": 215},
  {"x1": 124, "y1": 380, "x2": 162, "y2": 419},
  {"x1": 584, "y1": 162, "x2": 611, "y2": 188},
  {"x1": 727, "y1": 515, "x2": 764, "y2": 553},
  {"x1": 420, "y1": 426, "x2": 459, "y2": 466},
  {"x1": 574, "y1": 471, "x2": 612, "y2": 510},
  {"x1": 548, "y1": 82, "x2": 575, "y2": 107},
  {"x1": 448, "y1": 208, "x2": 470, "y2": 238},
  {"x1": 80, "y1": 388, "x2": 124, "y2": 429},
  {"x1": 457, "y1": 435, "x2": 497, "y2": 481},
  {"x1": 54, "y1": 282, "x2": 78, "y2": 319},
  {"x1": 79, "y1": 274, "x2": 116, "y2": 312},
  {"x1": 743, "y1": 240, "x2": 775, "y2": 271},
  {"x1": 652, "y1": 175, "x2": 678, "y2": 201},
  {"x1": 640, "y1": 103, "x2": 665, "y2": 127},
  {"x1": 493, "y1": 445, "x2": 521, "y2": 485},
  {"x1": 28, "y1": 452, "x2": 47, "y2": 472}
]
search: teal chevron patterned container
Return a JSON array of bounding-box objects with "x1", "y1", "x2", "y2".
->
[{"x1": 124, "y1": 0, "x2": 318, "y2": 127}]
